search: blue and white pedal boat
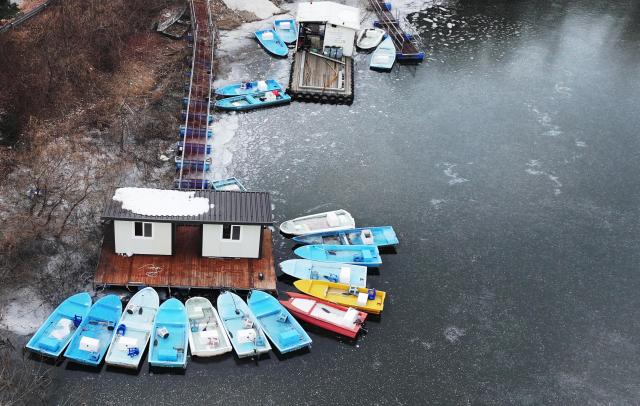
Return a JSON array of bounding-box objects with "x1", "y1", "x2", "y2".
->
[
  {"x1": 255, "y1": 29, "x2": 288, "y2": 57},
  {"x1": 248, "y1": 290, "x2": 311, "y2": 354},
  {"x1": 149, "y1": 298, "x2": 189, "y2": 369},
  {"x1": 63, "y1": 294, "x2": 122, "y2": 366},
  {"x1": 294, "y1": 245, "x2": 382, "y2": 267},
  {"x1": 273, "y1": 19, "x2": 297, "y2": 44},
  {"x1": 292, "y1": 226, "x2": 399, "y2": 247},
  {"x1": 215, "y1": 80, "x2": 283, "y2": 97},
  {"x1": 217, "y1": 291, "x2": 271, "y2": 358},
  {"x1": 105, "y1": 287, "x2": 159, "y2": 369},
  {"x1": 25, "y1": 292, "x2": 92, "y2": 358},
  {"x1": 279, "y1": 259, "x2": 367, "y2": 287}
]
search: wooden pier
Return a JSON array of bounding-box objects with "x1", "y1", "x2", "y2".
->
[
  {"x1": 94, "y1": 226, "x2": 277, "y2": 292},
  {"x1": 369, "y1": 0, "x2": 425, "y2": 63},
  {"x1": 288, "y1": 51, "x2": 354, "y2": 105}
]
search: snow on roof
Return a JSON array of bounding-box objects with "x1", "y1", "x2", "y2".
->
[
  {"x1": 297, "y1": 2, "x2": 360, "y2": 30},
  {"x1": 113, "y1": 187, "x2": 211, "y2": 217}
]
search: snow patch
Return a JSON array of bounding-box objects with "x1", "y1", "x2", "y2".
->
[
  {"x1": 113, "y1": 187, "x2": 211, "y2": 216},
  {"x1": 439, "y1": 162, "x2": 469, "y2": 185},
  {"x1": 222, "y1": 0, "x2": 280, "y2": 19},
  {"x1": 444, "y1": 326, "x2": 466, "y2": 343},
  {"x1": 0, "y1": 287, "x2": 52, "y2": 335}
]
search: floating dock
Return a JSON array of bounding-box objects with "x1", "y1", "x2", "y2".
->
[
  {"x1": 175, "y1": 0, "x2": 215, "y2": 190},
  {"x1": 94, "y1": 226, "x2": 277, "y2": 292},
  {"x1": 369, "y1": 0, "x2": 425, "y2": 63},
  {"x1": 288, "y1": 51, "x2": 354, "y2": 105}
]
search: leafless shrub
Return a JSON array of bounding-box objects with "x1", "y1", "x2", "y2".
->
[{"x1": 0, "y1": 338, "x2": 51, "y2": 405}]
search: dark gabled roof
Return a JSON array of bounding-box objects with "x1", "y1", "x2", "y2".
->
[{"x1": 101, "y1": 189, "x2": 272, "y2": 225}]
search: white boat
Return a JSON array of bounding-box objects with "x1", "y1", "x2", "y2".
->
[
  {"x1": 279, "y1": 209, "x2": 355, "y2": 235},
  {"x1": 105, "y1": 287, "x2": 159, "y2": 369},
  {"x1": 186, "y1": 297, "x2": 232, "y2": 357},
  {"x1": 370, "y1": 36, "x2": 396, "y2": 71},
  {"x1": 356, "y1": 28, "x2": 385, "y2": 50}
]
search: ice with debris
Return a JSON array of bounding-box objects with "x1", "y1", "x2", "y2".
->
[
  {"x1": 113, "y1": 187, "x2": 211, "y2": 216},
  {"x1": 222, "y1": 0, "x2": 280, "y2": 19}
]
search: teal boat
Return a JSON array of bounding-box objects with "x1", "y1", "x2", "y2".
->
[
  {"x1": 215, "y1": 80, "x2": 283, "y2": 97},
  {"x1": 292, "y1": 226, "x2": 399, "y2": 247},
  {"x1": 217, "y1": 291, "x2": 271, "y2": 358},
  {"x1": 273, "y1": 19, "x2": 297, "y2": 44},
  {"x1": 25, "y1": 292, "x2": 92, "y2": 358},
  {"x1": 211, "y1": 177, "x2": 246, "y2": 191},
  {"x1": 149, "y1": 298, "x2": 189, "y2": 369},
  {"x1": 64, "y1": 295, "x2": 122, "y2": 366},
  {"x1": 247, "y1": 290, "x2": 311, "y2": 354},
  {"x1": 279, "y1": 259, "x2": 367, "y2": 287},
  {"x1": 105, "y1": 287, "x2": 159, "y2": 369},
  {"x1": 215, "y1": 90, "x2": 291, "y2": 111},
  {"x1": 255, "y1": 29, "x2": 288, "y2": 57},
  {"x1": 294, "y1": 245, "x2": 382, "y2": 267},
  {"x1": 370, "y1": 36, "x2": 396, "y2": 71}
]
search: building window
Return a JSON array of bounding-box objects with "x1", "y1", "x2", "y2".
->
[
  {"x1": 134, "y1": 221, "x2": 153, "y2": 238},
  {"x1": 222, "y1": 224, "x2": 241, "y2": 241}
]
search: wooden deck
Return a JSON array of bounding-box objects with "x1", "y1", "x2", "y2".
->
[
  {"x1": 288, "y1": 51, "x2": 354, "y2": 105},
  {"x1": 94, "y1": 226, "x2": 276, "y2": 292}
]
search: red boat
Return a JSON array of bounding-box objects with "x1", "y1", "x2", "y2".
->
[{"x1": 279, "y1": 292, "x2": 367, "y2": 339}]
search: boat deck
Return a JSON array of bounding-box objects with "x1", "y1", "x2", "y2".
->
[
  {"x1": 94, "y1": 226, "x2": 277, "y2": 292},
  {"x1": 288, "y1": 51, "x2": 354, "y2": 105}
]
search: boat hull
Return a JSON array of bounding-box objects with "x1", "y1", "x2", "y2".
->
[
  {"x1": 279, "y1": 259, "x2": 367, "y2": 287},
  {"x1": 279, "y1": 209, "x2": 355, "y2": 235},
  {"x1": 63, "y1": 295, "x2": 122, "y2": 366},
  {"x1": 105, "y1": 287, "x2": 159, "y2": 369},
  {"x1": 149, "y1": 298, "x2": 189, "y2": 368},
  {"x1": 248, "y1": 290, "x2": 312, "y2": 354},
  {"x1": 25, "y1": 292, "x2": 92, "y2": 358},
  {"x1": 294, "y1": 244, "x2": 382, "y2": 267},
  {"x1": 215, "y1": 91, "x2": 291, "y2": 111},
  {"x1": 356, "y1": 28, "x2": 385, "y2": 50},
  {"x1": 294, "y1": 280, "x2": 386, "y2": 314},
  {"x1": 255, "y1": 29, "x2": 289, "y2": 57},
  {"x1": 186, "y1": 297, "x2": 233, "y2": 357},
  {"x1": 292, "y1": 226, "x2": 399, "y2": 247},
  {"x1": 273, "y1": 19, "x2": 297, "y2": 44},
  {"x1": 217, "y1": 292, "x2": 271, "y2": 358},
  {"x1": 215, "y1": 79, "x2": 283, "y2": 97},
  {"x1": 370, "y1": 36, "x2": 396, "y2": 70},
  {"x1": 279, "y1": 292, "x2": 367, "y2": 339}
]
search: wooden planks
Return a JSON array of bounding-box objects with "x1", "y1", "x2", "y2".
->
[
  {"x1": 288, "y1": 51, "x2": 354, "y2": 105},
  {"x1": 94, "y1": 225, "x2": 276, "y2": 291}
]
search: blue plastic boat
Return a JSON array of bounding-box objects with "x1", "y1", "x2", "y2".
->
[
  {"x1": 63, "y1": 294, "x2": 122, "y2": 366},
  {"x1": 149, "y1": 298, "x2": 189, "y2": 369},
  {"x1": 215, "y1": 80, "x2": 283, "y2": 97},
  {"x1": 105, "y1": 287, "x2": 159, "y2": 369},
  {"x1": 212, "y1": 177, "x2": 246, "y2": 191},
  {"x1": 217, "y1": 291, "x2": 271, "y2": 358},
  {"x1": 292, "y1": 226, "x2": 399, "y2": 247},
  {"x1": 273, "y1": 19, "x2": 297, "y2": 44},
  {"x1": 247, "y1": 290, "x2": 311, "y2": 354},
  {"x1": 255, "y1": 29, "x2": 288, "y2": 57},
  {"x1": 294, "y1": 245, "x2": 382, "y2": 267},
  {"x1": 25, "y1": 292, "x2": 92, "y2": 358},
  {"x1": 279, "y1": 259, "x2": 367, "y2": 287},
  {"x1": 370, "y1": 36, "x2": 396, "y2": 71},
  {"x1": 215, "y1": 91, "x2": 291, "y2": 111}
]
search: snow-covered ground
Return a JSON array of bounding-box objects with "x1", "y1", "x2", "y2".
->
[
  {"x1": 222, "y1": 0, "x2": 281, "y2": 19},
  {"x1": 0, "y1": 287, "x2": 51, "y2": 335}
]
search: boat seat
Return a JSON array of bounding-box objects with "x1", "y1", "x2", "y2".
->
[
  {"x1": 157, "y1": 349, "x2": 178, "y2": 362},
  {"x1": 39, "y1": 337, "x2": 61, "y2": 352},
  {"x1": 278, "y1": 330, "x2": 299, "y2": 347},
  {"x1": 361, "y1": 250, "x2": 373, "y2": 259}
]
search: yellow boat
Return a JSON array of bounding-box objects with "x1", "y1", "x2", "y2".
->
[{"x1": 293, "y1": 280, "x2": 386, "y2": 314}]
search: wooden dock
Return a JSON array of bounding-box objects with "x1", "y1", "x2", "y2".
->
[
  {"x1": 94, "y1": 226, "x2": 277, "y2": 292},
  {"x1": 288, "y1": 51, "x2": 354, "y2": 105}
]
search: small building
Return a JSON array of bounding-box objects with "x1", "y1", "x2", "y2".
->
[
  {"x1": 95, "y1": 187, "x2": 277, "y2": 291},
  {"x1": 296, "y1": 1, "x2": 360, "y2": 57}
]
